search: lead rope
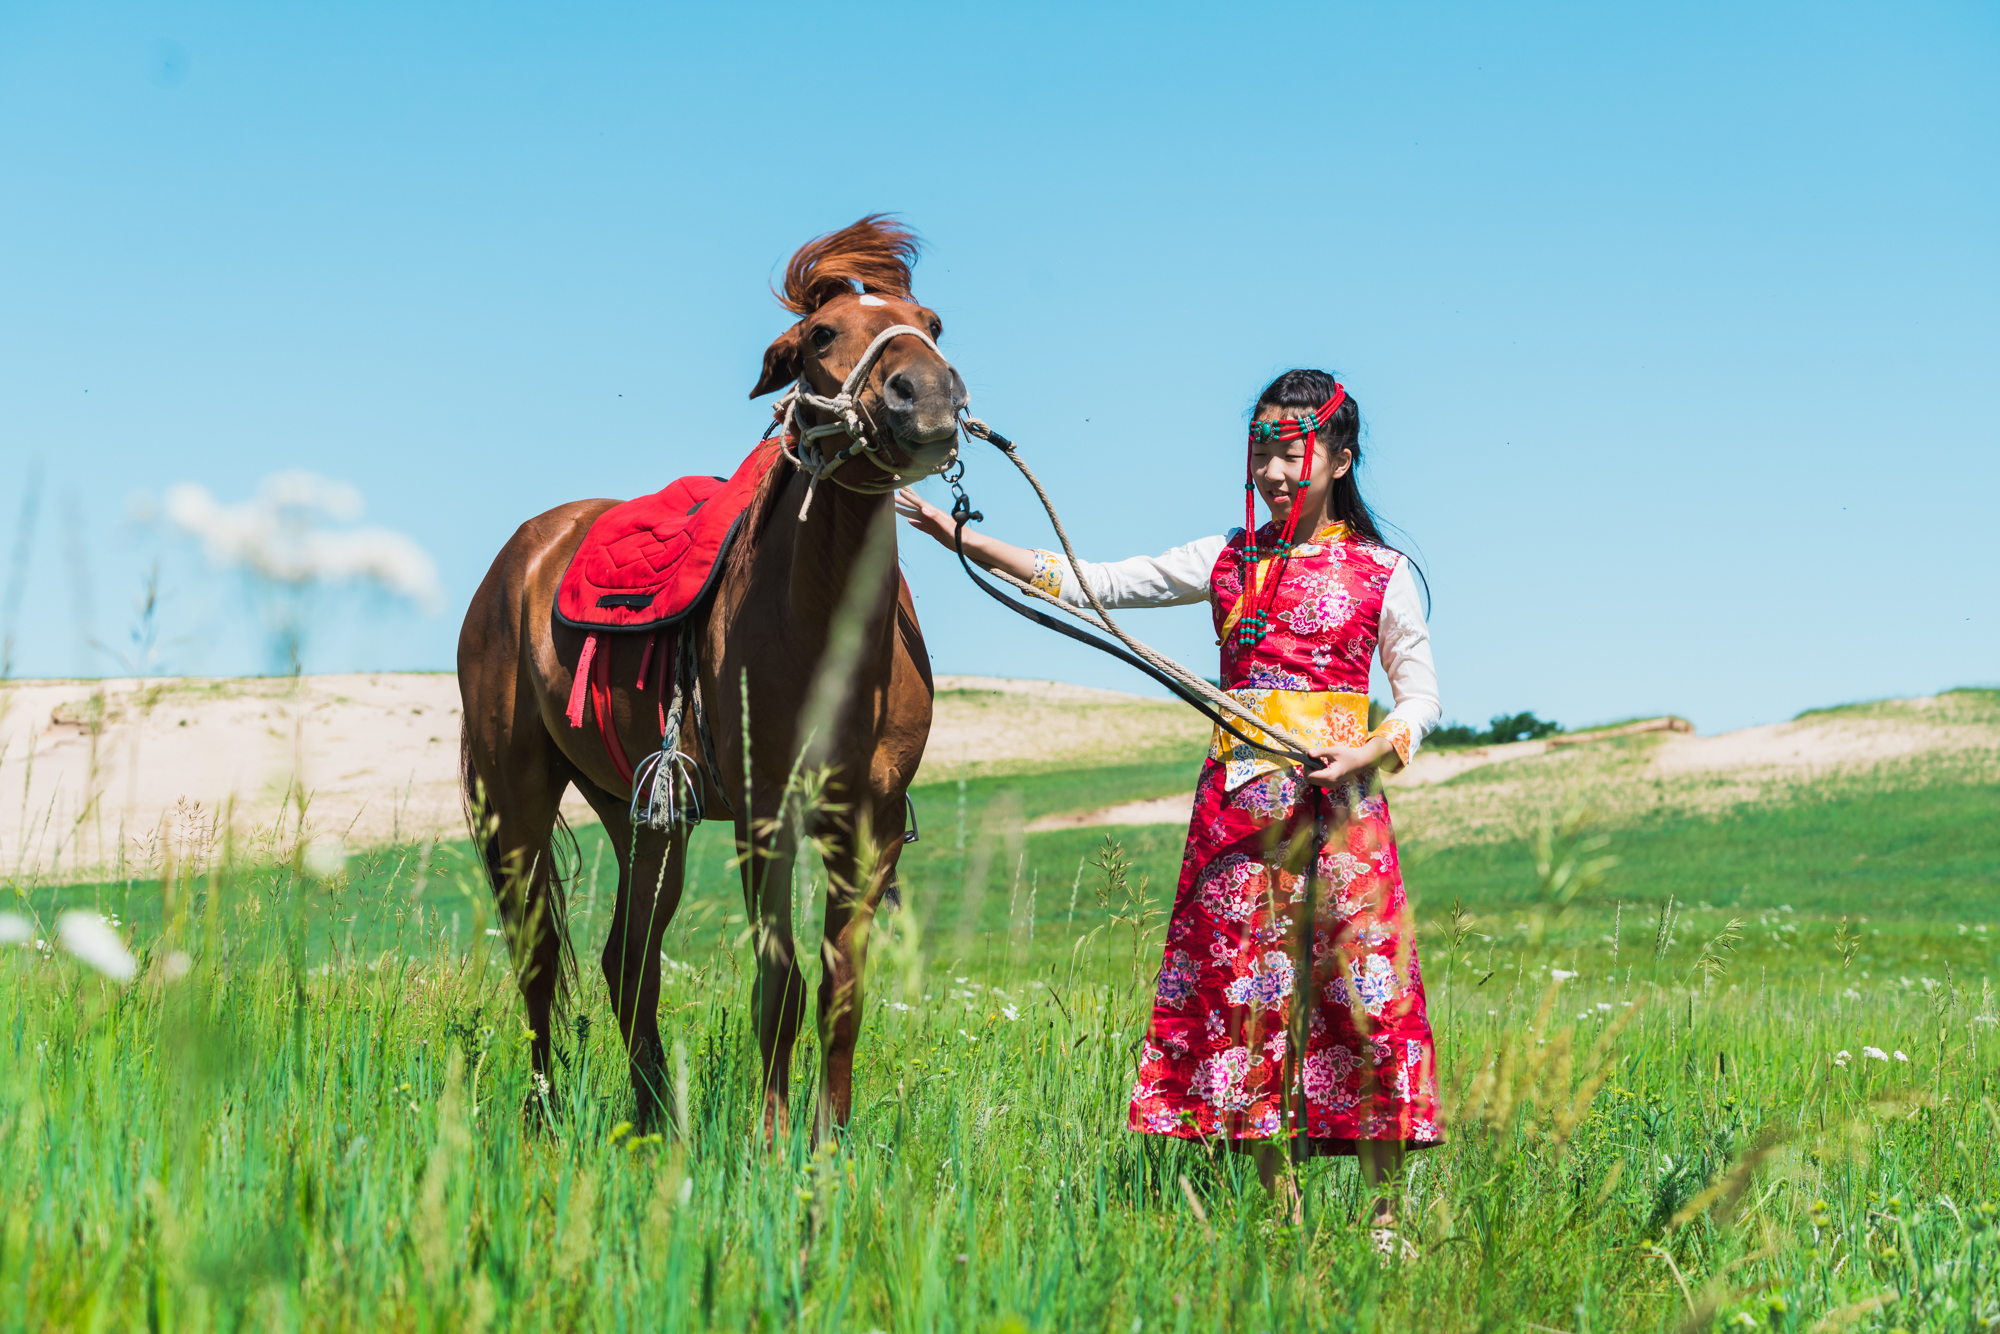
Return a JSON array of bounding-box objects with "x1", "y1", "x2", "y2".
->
[{"x1": 950, "y1": 418, "x2": 1321, "y2": 769}]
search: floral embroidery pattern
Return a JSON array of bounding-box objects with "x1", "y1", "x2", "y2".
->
[
  {"x1": 1367, "y1": 717, "x2": 1416, "y2": 769},
  {"x1": 1027, "y1": 549, "x2": 1067, "y2": 598},
  {"x1": 1223, "y1": 951, "x2": 1296, "y2": 1010},
  {"x1": 1156, "y1": 950, "x2": 1200, "y2": 1009}
]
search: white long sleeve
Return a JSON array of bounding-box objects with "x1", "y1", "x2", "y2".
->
[
  {"x1": 1031, "y1": 535, "x2": 1229, "y2": 609},
  {"x1": 1377, "y1": 557, "x2": 1441, "y2": 762}
]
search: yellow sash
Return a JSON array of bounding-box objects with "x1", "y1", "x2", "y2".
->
[{"x1": 1209, "y1": 689, "x2": 1372, "y2": 789}]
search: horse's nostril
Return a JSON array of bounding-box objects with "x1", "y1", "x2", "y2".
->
[{"x1": 885, "y1": 373, "x2": 916, "y2": 407}]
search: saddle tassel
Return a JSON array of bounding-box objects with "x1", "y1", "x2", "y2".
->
[
  {"x1": 635, "y1": 630, "x2": 656, "y2": 689},
  {"x1": 565, "y1": 634, "x2": 599, "y2": 729}
]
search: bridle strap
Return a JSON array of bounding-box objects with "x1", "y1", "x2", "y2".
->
[{"x1": 771, "y1": 322, "x2": 961, "y2": 518}]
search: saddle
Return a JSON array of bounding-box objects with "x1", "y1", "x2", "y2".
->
[
  {"x1": 553, "y1": 441, "x2": 781, "y2": 822},
  {"x1": 556, "y1": 441, "x2": 780, "y2": 631}
]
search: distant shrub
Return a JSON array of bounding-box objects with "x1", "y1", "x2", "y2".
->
[{"x1": 1431, "y1": 711, "x2": 1562, "y2": 748}]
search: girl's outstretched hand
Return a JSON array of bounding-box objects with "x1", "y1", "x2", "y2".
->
[
  {"x1": 896, "y1": 490, "x2": 1041, "y2": 583},
  {"x1": 895, "y1": 488, "x2": 958, "y2": 548}
]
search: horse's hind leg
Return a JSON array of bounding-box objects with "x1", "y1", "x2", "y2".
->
[
  {"x1": 464, "y1": 727, "x2": 572, "y2": 1118},
  {"x1": 578, "y1": 783, "x2": 688, "y2": 1131}
]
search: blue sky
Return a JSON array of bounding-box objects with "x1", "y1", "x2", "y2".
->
[{"x1": 2, "y1": 1, "x2": 1994, "y2": 734}]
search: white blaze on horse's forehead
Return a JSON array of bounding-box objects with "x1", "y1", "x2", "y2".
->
[{"x1": 857, "y1": 294, "x2": 887, "y2": 307}]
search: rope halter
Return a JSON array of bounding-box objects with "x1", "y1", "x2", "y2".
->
[
  {"x1": 1236, "y1": 384, "x2": 1347, "y2": 646},
  {"x1": 770, "y1": 321, "x2": 961, "y2": 520}
]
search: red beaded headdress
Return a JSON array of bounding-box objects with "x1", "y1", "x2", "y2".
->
[{"x1": 1236, "y1": 385, "x2": 1346, "y2": 647}]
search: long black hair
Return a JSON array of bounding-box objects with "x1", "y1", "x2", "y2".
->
[{"x1": 1253, "y1": 368, "x2": 1428, "y2": 607}]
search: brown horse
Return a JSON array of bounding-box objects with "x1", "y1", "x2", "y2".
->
[{"x1": 457, "y1": 216, "x2": 965, "y2": 1137}]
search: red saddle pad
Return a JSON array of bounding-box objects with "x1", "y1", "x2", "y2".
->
[{"x1": 555, "y1": 442, "x2": 781, "y2": 631}]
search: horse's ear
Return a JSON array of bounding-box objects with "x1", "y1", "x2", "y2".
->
[{"x1": 749, "y1": 324, "x2": 803, "y2": 398}]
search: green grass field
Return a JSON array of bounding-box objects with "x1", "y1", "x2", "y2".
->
[{"x1": 5, "y1": 706, "x2": 2000, "y2": 1331}]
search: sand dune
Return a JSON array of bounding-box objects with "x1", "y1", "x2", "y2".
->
[
  {"x1": 0, "y1": 672, "x2": 1203, "y2": 879},
  {"x1": 4, "y1": 673, "x2": 1991, "y2": 879}
]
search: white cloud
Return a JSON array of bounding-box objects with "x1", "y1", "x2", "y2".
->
[{"x1": 162, "y1": 470, "x2": 442, "y2": 610}]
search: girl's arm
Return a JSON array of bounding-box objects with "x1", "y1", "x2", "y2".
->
[
  {"x1": 1305, "y1": 557, "x2": 1439, "y2": 786},
  {"x1": 897, "y1": 489, "x2": 1224, "y2": 609},
  {"x1": 1370, "y1": 558, "x2": 1441, "y2": 771}
]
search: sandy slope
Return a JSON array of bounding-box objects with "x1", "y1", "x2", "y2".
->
[
  {"x1": 1032, "y1": 691, "x2": 2000, "y2": 840},
  {"x1": 0, "y1": 672, "x2": 1206, "y2": 880},
  {"x1": 4, "y1": 673, "x2": 1991, "y2": 879}
]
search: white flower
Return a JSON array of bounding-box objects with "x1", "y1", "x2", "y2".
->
[
  {"x1": 1841, "y1": 988, "x2": 1861, "y2": 1000},
  {"x1": 56, "y1": 912, "x2": 137, "y2": 982},
  {"x1": 887, "y1": 1002, "x2": 912, "y2": 1012},
  {"x1": 1596, "y1": 1002, "x2": 1613, "y2": 1012},
  {"x1": 0, "y1": 912, "x2": 31, "y2": 946},
  {"x1": 1862, "y1": 1047, "x2": 1888, "y2": 1062},
  {"x1": 303, "y1": 836, "x2": 348, "y2": 880},
  {"x1": 1551, "y1": 969, "x2": 1578, "y2": 981},
  {"x1": 1893, "y1": 1050, "x2": 1908, "y2": 1062},
  {"x1": 163, "y1": 951, "x2": 193, "y2": 980},
  {"x1": 1000, "y1": 1005, "x2": 1020, "y2": 1021},
  {"x1": 1836, "y1": 1050, "x2": 1852, "y2": 1060}
]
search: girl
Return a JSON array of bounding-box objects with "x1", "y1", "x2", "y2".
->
[{"x1": 897, "y1": 369, "x2": 1441, "y2": 1242}]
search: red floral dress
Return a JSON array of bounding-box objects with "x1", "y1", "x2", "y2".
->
[{"x1": 1126, "y1": 522, "x2": 1442, "y2": 1153}]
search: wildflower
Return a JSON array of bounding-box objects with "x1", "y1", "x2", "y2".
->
[
  {"x1": 1842, "y1": 988, "x2": 1861, "y2": 1000},
  {"x1": 56, "y1": 912, "x2": 137, "y2": 982},
  {"x1": 163, "y1": 951, "x2": 193, "y2": 980},
  {"x1": 1596, "y1": 1002, "x2": 1613, "y2": 1011},
  {"x1": 0, "y1": 912, "x2": 30, "y2": 946},
  {"x1": 1893, "y1": 1050, "x2": 1908, "y2": 1062},
  {"x1": 1000, "y1": 1005, "x2": 1020, "y2": 1022},
  {"x1": 1551, "y1": 969, "x2": 1578, "y2": 981},
  {"x1": 303, "y1": 836, "x2": 349, "y2": 880},
  {"x1": 1862, "y1": 1047, "x2": 1887, "y2": 1062},
  {"x1": 1834, "y1": 1051, "x2": 1850, "y2": 1067}
]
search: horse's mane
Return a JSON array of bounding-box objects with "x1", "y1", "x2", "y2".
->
[
  {"x1": 723, "y1": 443, "x2": 796, "y2": 590},
  {"x1": 775, "y1": 214, "x2": 920, "y2": 313},
  {"x1": 725, "y1": 217, "x2": 922, "y2": 590}
]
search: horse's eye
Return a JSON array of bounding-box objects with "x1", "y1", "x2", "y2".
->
[
  {"x1": 810, "y1": 326, "x2": 835, "y2": 353},
  {"x1": 928, "y1": 319, "x2": 942, "y2": 339}
]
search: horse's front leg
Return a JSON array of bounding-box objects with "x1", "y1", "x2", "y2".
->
[
  {"x1": 815, "y1": 805, "x2": 905, "y2": 1138},
  {"x1": 739, "y1": 809, "x2": 806, "y2": 1142},
  {"x1": 600, "y1": 825, "x2": 688, "y2": 1132}
]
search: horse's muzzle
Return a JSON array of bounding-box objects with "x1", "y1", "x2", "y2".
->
[{"x1": 882, "y1": 362, "x2": 967, "y2": 448}]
